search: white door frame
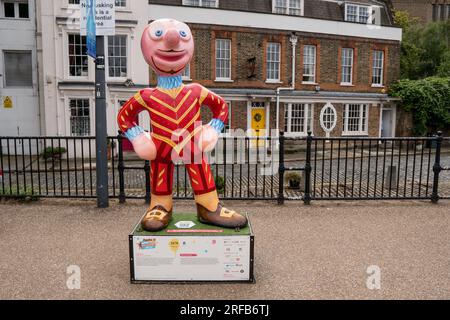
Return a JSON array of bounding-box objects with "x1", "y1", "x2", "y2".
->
[{"x1": 379, "y1": 103, "x2": 397, "y2": 138}]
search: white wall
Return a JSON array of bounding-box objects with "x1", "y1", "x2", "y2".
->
[
  {"x1": 149, "y1": 3, "x2": 403, "y2": 41},
  {"x1": 37, "y1": 0, "x2": 151, "y2": 138},
  {"x1": 0, "y1": 0, "x2": 40, "y2": 137}
]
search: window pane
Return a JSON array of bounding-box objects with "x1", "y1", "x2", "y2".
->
[
  {"x1": 215, "y1": 39, "x2": 231, "y2": 79},
  {"x1": 274, "y1": 0, "x2": 287, "y2": 14},
  {"x1": 362, "y1": 105, "x2": 367, "y2": 132},
  {"x1": 70, "y1": 99, "x2": 91, "y2": 136},
  {"x1": 303, "y1": 45, "x2": 316, "y2": 82},
  {"x1": 4, "y1": 2, "x2": 15, "y2": 17},
  {"x1": 291, "y1": 104, "x2": 305, "y2": 133},
  {"x1": 4, "y1": 51, "x2": 33, "y2": 87},
  {"x1": 202, "y1": 0, "x2": 217, "y2": 7},
  {"x1": 346, "y1": 4, "x2": 370, "y2": 23},
  {"x1": 184, "y1": 0, "x2": 217, "y2": 7},
  {"x1": 224, "y1": 102, "x2": 231, "y2": 131},
  {"x1": 68, "y1": 34, "x2": 88, "y2": 77},
  {"x1": 344, "y1": 104, "x2": 368, "y2": 133},
  {"x1": 346, "y1": 5, "x2": 357, "y2": 22},
  {"x1": 182, "y1": 64, "x2": 190, "y2": 79},
  {"x1": 358, "y1": 6, "x2": 369, "y2": 23},
  {"x1": 322, "y1": 106, "x2": 336, "y2": 130},
  {"x1": 347, "y1": 104, "x2": 360, "y2": 132},
  {"x1": 108, "y1": 35, "x2": 128, "y2": 78},
  {"x1": 372, "y1": 50, "x2": 384, "y2": 85},
  {"x1": 341, "y1": 48, "x2": 353, "y2": 84},
  {"x1": 185, "y1": 0, "x2": 200, "y2": 5},
  {"x1": 432, "y1": 4, "x2": 438, "y2": 21},
  {"x1": 285, "y1": 104, "x2": 312, "y2": 134},
  {"x1": 284, "y1": 104, "x2": 289, "y2": 132},
  {"x1": 288, "y1": 0, "x2": 302, "y2": 15},
  {"x1": 266, "y1": 42, "x2": 280, "y2": 80},
  {"x1": 18, "y1": 2, "x2": 29, "y2": 18}
]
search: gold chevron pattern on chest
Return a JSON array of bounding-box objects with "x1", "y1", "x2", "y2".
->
[
  {"x1": 157, "y1": 85, "x2": 185, "y2": 99},
  {"x1": 133, "y1": 91, "x2": 201, "y2": 137},
  {"x1": 150, "y1": 89, "x2": 193, "y2": 113},
  {"x1": 150, "y1": 98, "x2": 199, "y2": 125}
]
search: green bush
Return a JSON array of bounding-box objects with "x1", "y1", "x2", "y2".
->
[
  {"x1": 41, "y1": 147, "x2": 67, "y2": 160},
  {"x1": 0, "y1": 187, "x2": 39, "y2": 202},
  {"x1": 215, "y1": 175, "x2": 225, "y2": 193},
  {"x1": 389, "y1": 77, "x2": 450, "y2": 135},
  {"x1": 285, "y1": 171, "x2": 302, "y2": 189}
]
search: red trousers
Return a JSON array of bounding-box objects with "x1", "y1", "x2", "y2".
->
[{"x1": 150, "y1": 137, "x2": 216, "y2": 196}]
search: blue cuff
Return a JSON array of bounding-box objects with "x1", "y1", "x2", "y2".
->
[
  {"x1": 208, "y1": 119, "x2": 225, "y2": 134},
  {"x1": 124, "y1": 126, "x2": 145, "y2": 141}
]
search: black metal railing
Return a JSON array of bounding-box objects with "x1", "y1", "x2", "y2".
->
[
  {"x1": 440, "y1": 137, "x2": 450, "y2": 200},
  {"x1": 0, "y1": 136, "x2": 120, "y2": 199},
  {"x1": 0, "y1": 132, "x2": 448, "y2": 203},
  {"x1": 117, "y1": 135, "x2": 280, "y2": 201},
  {"x1": 278, "y1": 131, "x2": 448, "y2": 204}
]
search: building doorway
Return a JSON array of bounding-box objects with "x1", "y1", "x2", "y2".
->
[
  {"x1": 248, "y1": 101, "x2": 269, "y2": 136},
  {"x1": 381, "y1": 105, "x2": 396, "y2": 138}
]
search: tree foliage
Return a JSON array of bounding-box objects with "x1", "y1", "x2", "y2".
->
[
  {"x1": 391, "y1": 11, "x2": 450, "y2": 135},
  {"x1": 389, "y1": 77, "x2": 450, "y2": 135},
  {"x1": 394, "y1": 10, "x2": 450, "y2": 80}
]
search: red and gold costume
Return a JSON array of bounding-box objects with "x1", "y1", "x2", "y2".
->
[
  {"x1": 118, "y1": 84, "x2": 228, "y2": 197},
  {"x1": 117, "y1": 18, "x2": 247, "y2": 231}
]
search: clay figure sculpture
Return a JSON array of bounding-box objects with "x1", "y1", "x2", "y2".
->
[{"x1": 117, "y1": 19, "x2": 247, "y2": 232}]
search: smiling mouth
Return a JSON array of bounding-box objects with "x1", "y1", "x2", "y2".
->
[
  {"x1": 158, "y1": 49, "x2": 185, "y2": 53},
  {"x1": 151, "y1": 56, "x2": 186, "y2": 75},
  {"x1": 155, "y1": 49, "x2": 186, "y2": 62}
]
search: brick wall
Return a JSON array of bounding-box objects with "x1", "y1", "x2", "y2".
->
[
  {"x1": 391, "y1": 0, "x2": 435, "y2": 23},
  {"x1": 145, "y1": 11, "x2": 401, "y2": 138},
  {"x1": 150, "y1": 24, "x2": 401, "y2": 94}
]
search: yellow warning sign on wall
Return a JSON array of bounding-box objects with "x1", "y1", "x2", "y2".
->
[{"x1": 3, "y1": 96, "x2": 13, "y2": 109}]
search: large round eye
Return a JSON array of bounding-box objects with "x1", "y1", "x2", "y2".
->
[
  {"x1": 149, "y1": 23, "x2": 165, "y2": 40},
  {"x1": 178, "y1": 28, "x2": 191, "y2": 41}
]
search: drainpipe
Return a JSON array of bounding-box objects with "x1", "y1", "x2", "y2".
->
[{"x1": 276, "y1": 33, "x2": 298, "y2": 133}]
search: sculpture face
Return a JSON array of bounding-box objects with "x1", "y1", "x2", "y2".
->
[{"x1": 141, "y1": 19, "x2": 194, "y2": 76}]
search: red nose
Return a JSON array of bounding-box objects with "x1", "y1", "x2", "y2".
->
[{"x1": 165, "y1": 29, "x2": 180, "y2": 48}]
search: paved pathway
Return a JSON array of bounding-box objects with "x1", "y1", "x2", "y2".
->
[{"x1": 0, "y1": 199, "x2": 449, "y2": 299}]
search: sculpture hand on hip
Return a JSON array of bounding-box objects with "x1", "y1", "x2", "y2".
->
[
  {"x1": 131, "y1": 131, "x2": 157, "y2": 161},
  {"x1": 199, "y1": 125, "x2": 219, "y2": 153}
]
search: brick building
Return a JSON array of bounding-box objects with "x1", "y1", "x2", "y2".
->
[
  {"x1": 390, "y1": 0, "x2": 450, "y2": 24},
  {"x1": 148, "y1": 0, "x2": 403, "y2": 138}
]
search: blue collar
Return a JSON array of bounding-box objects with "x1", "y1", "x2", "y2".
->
[{"x1": 157, "y1": 75, "x2": 183, "y2": 90}]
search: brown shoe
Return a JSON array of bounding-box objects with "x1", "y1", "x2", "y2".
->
[
  {"x1": 141, "y1": 205, "x2": 172, "y2": 232},
  {"x1": 196, "y1": 203, "x2": 248, "y2": 229}
]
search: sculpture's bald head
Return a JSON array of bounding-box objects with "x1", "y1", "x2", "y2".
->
[{"x1": 141, "y1": 19, "x2": 194, "y2": 76}]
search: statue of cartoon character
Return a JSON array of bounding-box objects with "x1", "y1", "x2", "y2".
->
[{"x1": 117, "y1": 19, "x2": 247, "y2": 231}]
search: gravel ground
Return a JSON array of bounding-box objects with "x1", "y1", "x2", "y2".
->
[{"x1": 0, "y1": 199, "x2": 449, "y2": 300}]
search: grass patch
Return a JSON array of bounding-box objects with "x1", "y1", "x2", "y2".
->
[{"x1": 0, "y1": 187, "x2": 40, "y2": 202}]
